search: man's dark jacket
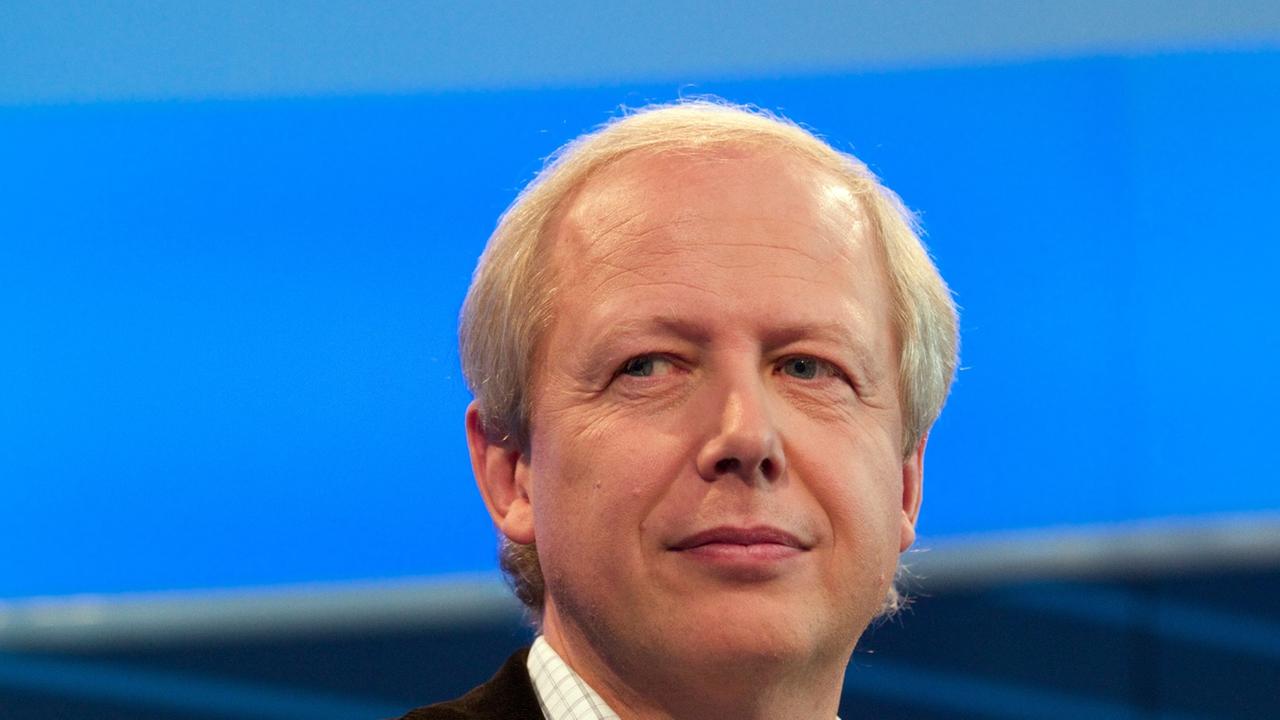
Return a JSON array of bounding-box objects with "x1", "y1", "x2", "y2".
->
[{"x1": 397, "y1": 648, "x2": 543, "y2": 720}]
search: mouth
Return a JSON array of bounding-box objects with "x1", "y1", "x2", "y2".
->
[
  {"x1": 670, "y1": 525, "x2": 808, "y2": 563},
  {"x1": 668, "y1": 526, "x2": 808, "y2": 577},
  {"x1": 670, "y1": 525, "x2": 809, "y2": 552}
]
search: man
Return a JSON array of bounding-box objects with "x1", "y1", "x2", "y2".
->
[{"x1": 402, "y1": 100, "x2": 957, "y2": 720}]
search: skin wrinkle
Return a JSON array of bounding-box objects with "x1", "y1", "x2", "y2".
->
[
  {"x1": 581, "y1": 211, "x2": 655, "y2": 248},
  {"x1": 595, "y1": 231, "x2": 842, "y2": 266},
  {"x1": 564, "y1": 241, "x2": 696, "y2": 300},
  {"x1": 567, "y1": 206, "x2": 854, "y2": 304},
  {"x1": 595, "y1": 215, "x2": 705, "y2": 243},
  {"x1": 587, "y1": 239, "x2": 687, "y2": 270},
  {"x1": 584, "y1": 252, "x2": 836, "y2": 300},
  {"x1": 600, "y1": 278, "x2": 722, "y2": 299}
]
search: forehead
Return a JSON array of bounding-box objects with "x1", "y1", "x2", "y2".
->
[{"x1": 548, "y1": 147, "x2": 876, "y2": 286}]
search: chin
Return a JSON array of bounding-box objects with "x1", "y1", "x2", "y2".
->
[{"x1": 662, "y1": 597, "x2": 854, "y2": 667}]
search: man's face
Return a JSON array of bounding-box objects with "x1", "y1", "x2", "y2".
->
[{"x1": 495, "y1": 149, "x2": 921, "y2": 674}]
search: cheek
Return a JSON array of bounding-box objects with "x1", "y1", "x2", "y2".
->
[
  {"x1": 819, "y1": 476, "x2": 902, "y2": 618},
  {"x1": 797, "y1": 420, "x2": 905, "y2": 558},
  {"x1": 798, "y1": 405, "x2": 902, "y2": 492},
  {"x1": 815, "y1": 463, "x2": 900, "y2": 550},
  {"x1": 529, "y1": 410, "x2": 691, "y2": 558}
]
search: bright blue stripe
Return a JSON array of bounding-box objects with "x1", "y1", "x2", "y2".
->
[{"x1": 0, "y1": 652, "x2": 405, "y2": 720}]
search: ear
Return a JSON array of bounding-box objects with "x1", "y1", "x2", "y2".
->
[
  {"x1": 899, "y1": 433, "x2": 927, "y2": 553},
  {"x1": 466, "y1": 402, "x2": 536, "y2": 545}
]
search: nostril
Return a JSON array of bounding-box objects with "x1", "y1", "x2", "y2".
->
[
  {"x1": 714, "y1": 458, "x2": 740, "y2": 474},
  {"x1": 760, "y1": 458, "x2": 774, "y2": 477}
]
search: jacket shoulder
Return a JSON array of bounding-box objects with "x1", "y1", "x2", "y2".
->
[{"x1": 396, "y1": 648, "x2": 542, "y2": 720}]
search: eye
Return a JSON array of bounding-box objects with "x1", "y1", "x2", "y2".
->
[
  {"x1": 618, "y1": 355, "x2": 675, "y2": 378},
  {"x1": 778, "y1": 356, "x2": 841, "y2": 381}
]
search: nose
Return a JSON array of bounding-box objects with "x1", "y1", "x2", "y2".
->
[{"x1": 695, "y1": 371, "x2": 787, "y2": 485}]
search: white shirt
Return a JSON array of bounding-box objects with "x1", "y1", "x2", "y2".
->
[
  {"x1": 525, "y1": 635, "x2": 841, "y2": 720},
  {"x1": 527, "y1": 636, "x2": 621, "y2": 720}
]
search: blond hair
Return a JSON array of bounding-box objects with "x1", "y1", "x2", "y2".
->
[{"x1": 459, "y1": 99, "x2": 958, "y2": 617}]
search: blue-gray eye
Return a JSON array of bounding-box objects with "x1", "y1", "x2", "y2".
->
[
  {"x1": 621, "y1": 356, "x2": 672, "y2": 377},
  {"x1": 781, "y1": 357, "x2": 822, "y2": 379}
]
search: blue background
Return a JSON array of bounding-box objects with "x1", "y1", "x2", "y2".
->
[{"x1": 3, "y1": 51, "x2": 1278, "y2": 599}]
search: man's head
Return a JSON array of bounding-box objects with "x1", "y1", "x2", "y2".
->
[{"x1": 460, "y1": 101, "x2": 956, "y2": 678}]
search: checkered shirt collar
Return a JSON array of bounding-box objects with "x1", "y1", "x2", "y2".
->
[
  {"x1": 527, "y1": 636, "x2": 621, "y2": 720},
  {"x1": 526, "y1": 635, "x2": 841, "y2": 720}
]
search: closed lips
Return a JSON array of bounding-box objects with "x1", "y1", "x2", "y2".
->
[{"x1": 670, "y1": 526, "x2": 809, "y2": 551}]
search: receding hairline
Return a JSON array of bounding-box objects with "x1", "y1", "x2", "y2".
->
[{"x1": 545, "y1": 142, "x2": 874, "y2": 266}]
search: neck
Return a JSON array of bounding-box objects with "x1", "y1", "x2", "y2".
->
[{"x1": 541, "y1": 613, "x2": 848, "y2": 720}]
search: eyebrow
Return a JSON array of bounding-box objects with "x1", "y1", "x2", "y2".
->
[
  {"x1": 760, "y1": 320, "x2": 861, "y2": 350},
  {"x1": 588, "y1": 315, "x2": 712, "y2": 349}
]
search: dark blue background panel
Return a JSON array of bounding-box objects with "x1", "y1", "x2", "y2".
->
[{"x1": 2, "y1": 51, "x2": 1277, "y2": 599}]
